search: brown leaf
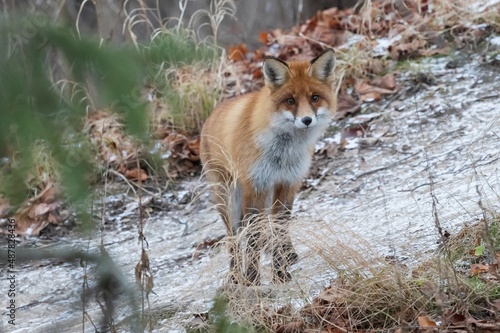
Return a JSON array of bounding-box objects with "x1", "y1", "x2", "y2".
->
[
  {"x1": 33, "y1": 203, "x2": 51, "y2": 218},
  {"x1": 355, "y1": 80, "x2": 396, "y2": 102},
  {"x1": 188, "y1": 137, "x2": 201, "y2": 158},
  {"x1": 471, "y1": 263, "x2": 490, "y2": 276},
  {"x1": 228, "y1": 43, "x2": 248, "y2": 62},
  {"x1": 15, "y1": 215, "x2": 50, "y2": 236},
  {"x1": 417, "y1": 315, "x2": 438, "y2": 327},
  {"x1": 47, "y1": 213, "x2": 59, "y2": 224},
  {"x1": 40, "y1": 183, "x2": 58, "y2": 204},
  {"x1": 125, "y1": 168, "x2": 148, "y2": 181},
  {"x1": 371, "y1": 73, "x2": 397, "y2": 91},
  {"x1": 259, "y1": 31, "x2": 269, "y2": 44},
  {"x1": 443, "y1": 309, "x2": 466, "y2": 327},
  {"x1": 369, "y1": 58, "x2": 387, "y2": 75},
  {"x1": 252, "y1": 67, "x2": 263, "y2": 79},
  {"x1": 389, "y1": 38, "x2": 427, "y2": 60},
  {"x1": 336, "y1": 92, "x2": 362, "y2": 119}
]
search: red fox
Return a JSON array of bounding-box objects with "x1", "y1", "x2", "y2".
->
[{"x1": 200, "y1": 49, "x2": 336, "y2": 285}]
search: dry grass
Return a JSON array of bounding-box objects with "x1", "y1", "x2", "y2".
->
[
  {"x1": 124, "y1": 0, "x2": 234, "y2": 135},
  {"x1": 152, "y1": 62, "x2": 223, "y2": 134},
  {"x1": 201, "y1": 211, "x2": 500, "y2": 332}
]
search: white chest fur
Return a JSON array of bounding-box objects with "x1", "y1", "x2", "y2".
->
[{"x1": 249, "y1": 111, "x2": 328, "y2": 193}]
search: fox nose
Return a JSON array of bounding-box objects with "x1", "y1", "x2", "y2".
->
[{"x1": 301, "y1": 117, "x2": 312, "y2": 126}]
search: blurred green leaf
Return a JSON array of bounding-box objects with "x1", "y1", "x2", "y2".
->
[{"x1": 475, "y1": 245, "x2": 486, "y2": 257}]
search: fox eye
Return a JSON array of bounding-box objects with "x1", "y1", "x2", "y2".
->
[
  {"x1": 312, "y1": 95, "x2": 320, "y2": 102},
  {"x1": 286, "y1": 98, "x2": 295, "y2": 105}
]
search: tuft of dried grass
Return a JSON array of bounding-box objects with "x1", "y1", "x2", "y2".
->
[{"x1": 153, "y1": 63, "x2": 223, "y2": 135}]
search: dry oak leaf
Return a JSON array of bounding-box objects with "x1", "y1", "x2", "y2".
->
[
  {"x1": 443, "y1": 310, "x2": 466, "y2": 326},
  {"x1": 125, "y1": 168, "x2": 148, "y2": 181},
  {"x1": 259, "y1": 31, "x2": 270, "y2": 44},
  {"x1": 417, "y1": 315, "x2": 438, "y2": 328},
  {"x1": 228, "y1": 43, "x2": 248, "y2": 62},
  {"x1": 355, "y1": 79, "x2": 396, "y2": 102},
  {"x1": 371, "y1": 73, "x2": 397, "y2": 91},
  {"x1": 14, "y1": 214, "x2": 50, "y2": 236},
  {"x1": 471, "y1": 263, "x2": 490, "y2": 276},
  {"x1": 188, "y1": 137, "x2": 201, "y2": 157},
  {"x1": 389, "y1": 38, "x2": 427, "y2": 60},
  {"x1": 32, "y1": 203, "x2": 52, "y2": 218},
  {"x1": 335, "y1": 92, "x2": 362, "y2": 119}
]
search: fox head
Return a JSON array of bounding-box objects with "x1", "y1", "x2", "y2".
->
[{"x1": 262, "y1": 49, "x2": 336, "y2": 131}]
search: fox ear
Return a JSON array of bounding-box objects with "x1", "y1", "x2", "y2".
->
[
  {"x1": 309, "y1": 49, "x2": 335, "y2": 84},
  {"x1": 263, "y1": 57, "x2": 291, "y2": 89}
]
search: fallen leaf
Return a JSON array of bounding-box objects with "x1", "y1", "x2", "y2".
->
[
  {"x1": 47, "y1": 213, "x2": 59, "y2": 224},
  {"x1": 445, "y1": 312, "x2": 466, "y2": 326},
  {"x1": 371, "y1": 73, "x2": 397, "y2": 91},
  {"x1": 252, "y1": 67, "x2": 263, "y2": 79},
  {"x1": 417, "y1": 315, "x2": 438, "y2": 328},
  {"x1": 336, "y1": 92, "x2": 362, "y2": 119},
  {"x1": 14, "y1": 215, "x2": 50, "y2": 236},
  {"x1": 259, "y1": 31, "x2": 269, "y2": 44},
  {"x1": 125, "y1": 168, "x2": 148, "y2": 181},
  {"x1": 389, "y1": 37, "x2": 427, "y2": 60},
  {"x1": 355, "y1": 79, "x2": 396, "y2": 102},
  {"x1": 188, "y1": 137, "x2": 201, "y2": 157},
  {"x1": 40, "y1": 183, "x2": 58, "y2": 204},
  {"x1": 471, "y1": 263, "x2": 490, "y2": 276},
  {"x1": 33, "y1": 203, "x2": 51, "y2": 218},
  {"x1": 228, "y1": 43, "x2": 248, "y2": 62}
]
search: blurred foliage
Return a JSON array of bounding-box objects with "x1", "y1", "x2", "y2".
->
[
  {"x1": 146, "y1": 30, "x2": 218, "y2": 68},
  {"x1": 209, "y1": 295, "x2": 253, "y2": 333},
  {"x1": 0, "y1": 14, "x2": 219, "y2": 230}
]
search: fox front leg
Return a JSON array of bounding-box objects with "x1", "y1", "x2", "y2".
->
[
  {"x1": 242, "y1": 188, "x2": 268, "y2": 285},
  {"x1": 271, "y1": 184, "x2": 299, "y2": 283}
]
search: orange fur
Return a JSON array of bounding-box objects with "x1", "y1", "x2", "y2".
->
[{"x1": 201, "y1": 49, "x2": 337, "y2": 284}]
